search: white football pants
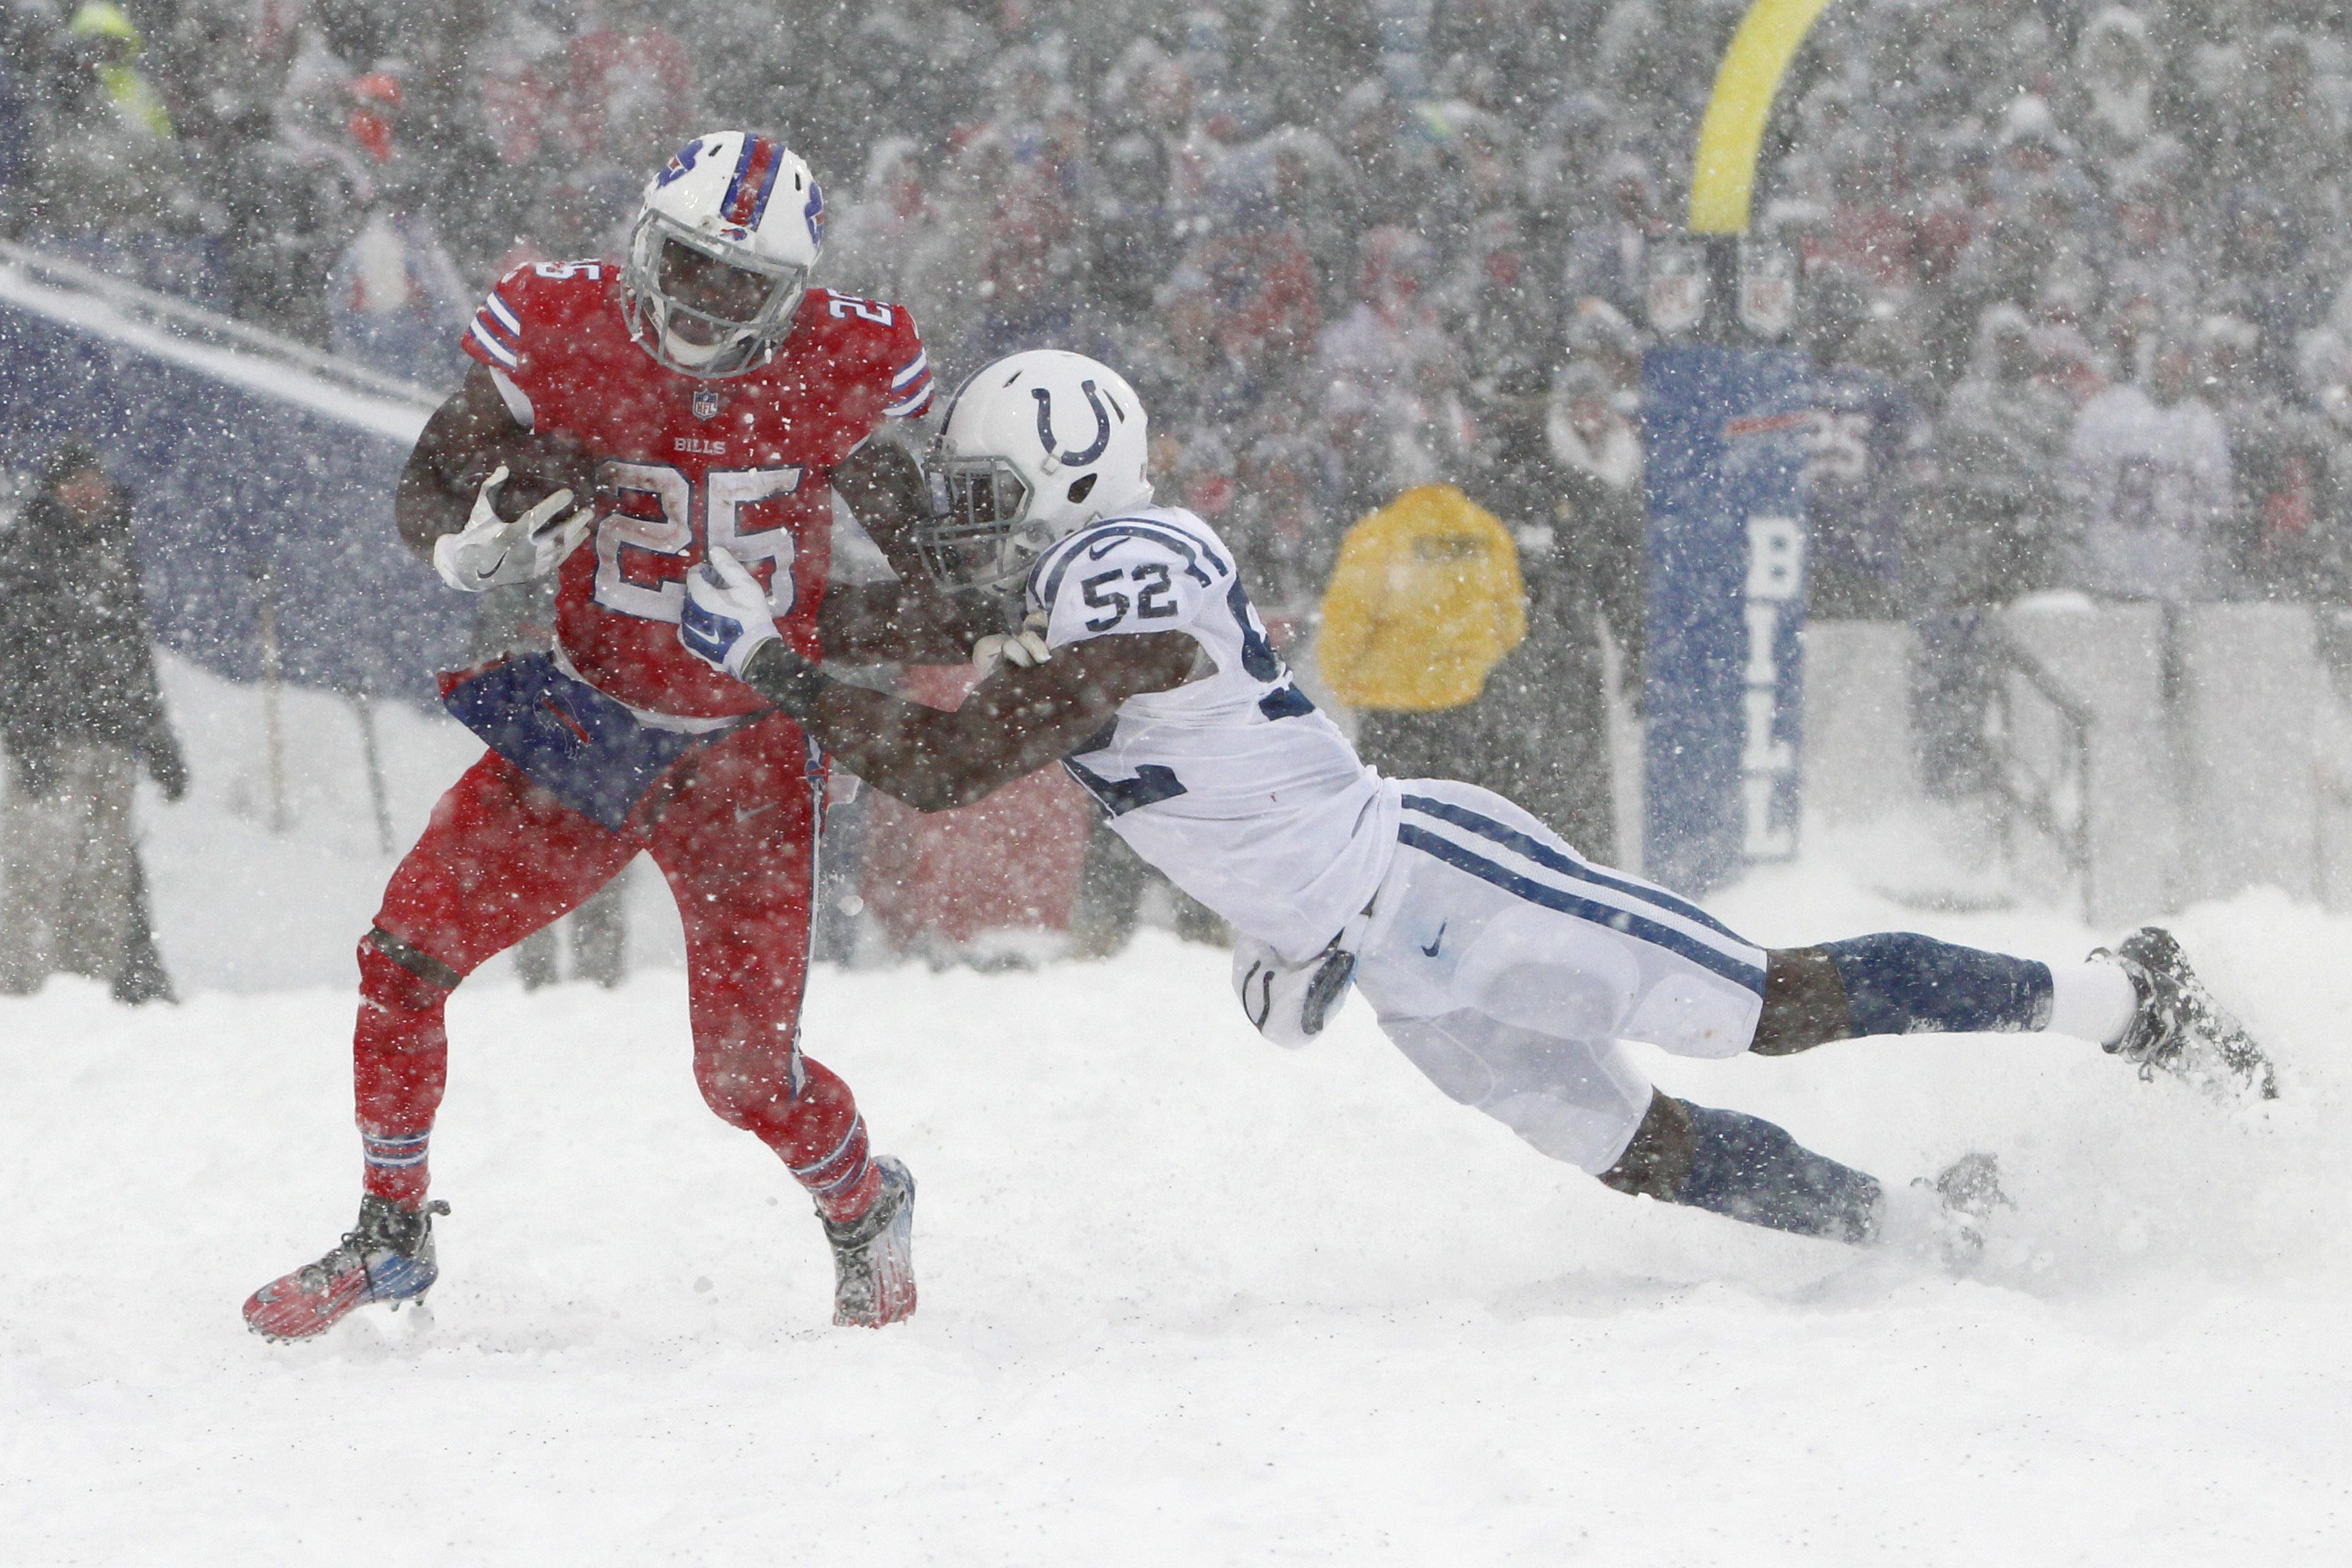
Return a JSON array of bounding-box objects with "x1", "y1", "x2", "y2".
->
[{"x1": 1352, "y1": 781, "x2": 1769, "y2": 1173}]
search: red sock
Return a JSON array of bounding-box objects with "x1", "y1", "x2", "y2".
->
[
  {"x1": 353, "y1": 938, "x2": 453, "y2": 1208},
  {"x1": 733, "y1": 1054, "x2": 881, "y2": 1222},
  {"x1": 791, "y1": 1099, "x2": 881, "y2": 1223}
]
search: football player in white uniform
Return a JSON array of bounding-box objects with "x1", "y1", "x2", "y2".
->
[{"x1": 675, "y1": 349, "x2": 2274, "y2": 1256}]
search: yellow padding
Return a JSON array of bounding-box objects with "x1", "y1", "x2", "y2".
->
[{"x1": 1316, "y1": 485, "x2": 1526, "y2": 713}]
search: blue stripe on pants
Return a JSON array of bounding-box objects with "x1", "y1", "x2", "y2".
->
[
  {"x1": 1396, "y1": 826, "x2": 1766, "y2": 996},
  {"x1": 1398, "y1": 794, "x2": 1753, "y2": 946}
]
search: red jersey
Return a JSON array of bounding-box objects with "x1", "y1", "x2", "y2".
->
[{"x1": 461, "y1": 261, "x2": 934, "y2": 718}]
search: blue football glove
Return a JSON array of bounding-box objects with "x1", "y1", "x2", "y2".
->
[{"x1": 679, "y1": 546, "x2": 782, "y2": 678}]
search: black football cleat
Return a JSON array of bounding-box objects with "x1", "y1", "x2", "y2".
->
[{"x1": 821, "y1": 1156, "x2": 917, "y2": 1328}]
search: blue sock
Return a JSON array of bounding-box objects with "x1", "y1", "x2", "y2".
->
[
  {"x1": 1823, "y1": 932, "x2": 2053, "y2": 1038},
  {"x1": 1676, "y1": 1104, "x2": 1883, "y2": 1243}
]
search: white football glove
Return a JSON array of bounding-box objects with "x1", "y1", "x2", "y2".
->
[
  {"x1": 432, "y1": 465, "x2": 594, "y2": 592},
  {"x1": 679, "y1": 546, "x2": 782, "y2": 678},
  {"x1": 972, "y1": 610, "x2": 1052, "y2": 679},
  {"x1": 1232, "y1": 933, "x2": 1360, "y2": 1049}
]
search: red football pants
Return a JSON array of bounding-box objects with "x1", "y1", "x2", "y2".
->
[{"x1": 353, "y1": 712, "x2": 879, "y2": 1220}]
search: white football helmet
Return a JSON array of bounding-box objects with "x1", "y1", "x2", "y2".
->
[
  {"x1": 623, "y1": 131, "x2": 825, "y2": 378},
  {"x1": 919, "y1": 350, "x2": 1154, "y2": 588}
]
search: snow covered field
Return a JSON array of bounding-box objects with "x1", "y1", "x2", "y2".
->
[{"x1": 3, "y1": 660, "x2": 2349, "y2": 1563}]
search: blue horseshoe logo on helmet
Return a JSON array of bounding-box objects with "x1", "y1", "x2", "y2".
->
[{"x1": 1034, "y1": 381, "x2": 1113, "y2": 466}]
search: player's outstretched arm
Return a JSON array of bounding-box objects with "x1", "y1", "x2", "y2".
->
[
  {"x1": 681, "y1": 544, "x2": 1192, "y2": 808},
  {"x1": 817, "y1": 440, "x2": 1001, "y2": 663},
  {"x1": 779, "y1": 633, "x2": 1195, "y2": 811},
  {"x1": 394, "y1": 364, "x2": 593, "y2": 564}
]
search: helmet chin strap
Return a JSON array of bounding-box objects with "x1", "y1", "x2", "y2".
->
[
  {"x1": 653, "y1": 301, "x2": 762, "y2": 374},
  {"x1": 662, "y1": 326, "x2": 732, "y2": 368}
]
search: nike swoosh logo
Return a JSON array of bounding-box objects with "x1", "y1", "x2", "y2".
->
[
  {"x1": 734, "y1": 800, "x2": 778, "y2": 825},
  {"x1": 1087, "y1": 539, "x2": 1124, "y2": 559},
  {"x1": 1421, "y1": 923, "x2": 1446, "y2": 958}
]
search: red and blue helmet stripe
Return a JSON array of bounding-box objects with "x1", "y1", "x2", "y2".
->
[{"x1": 721, "y1": 133, "x2": 785, "y2": 231}]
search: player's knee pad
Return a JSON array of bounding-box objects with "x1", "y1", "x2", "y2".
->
[
  {"x1": 1482, "y1": 1085, "x2": 1654, "y2": 1173},
  {"x1": 1452, "y1": 904, "x2": 1641, "y2": 1042},
  {"x1": 1379, "y1": 1009, "x2": 1652, "y2": 1173},
  {"x1": 1379, "y1": 1013, "x2": 1501, "y2": 1108}
]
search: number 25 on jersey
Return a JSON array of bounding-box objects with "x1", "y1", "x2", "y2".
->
[{"x1": 593, "y1": 461, "x2": 803, "y2": 623}]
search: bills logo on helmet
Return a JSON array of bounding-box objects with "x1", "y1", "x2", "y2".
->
[
  {"x1": 658, "y1": 140, "x2": 704, "y2": 187},
  {"x1": 804, "y1": 181, "x2": 826, "y2": 249}
]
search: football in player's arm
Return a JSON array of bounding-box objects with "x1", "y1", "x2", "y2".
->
[
  {"x1": 394, "y1": 361, "x2": 996, "y2": 664},
  {"x1": 676, "y1": 349, "x2": 2278, "y2": 1269}
]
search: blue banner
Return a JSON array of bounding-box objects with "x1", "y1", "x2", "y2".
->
[
  {"x1": 0, "y1": 286, "x2": 468, "y2": 701},
  {"x1": 1641, "y1": 344, "x2": 1810, "y2": 896}
]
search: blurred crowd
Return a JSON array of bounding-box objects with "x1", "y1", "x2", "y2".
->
[
  {"x1": 10, "y1": 0, "x2": 2352, "y2": 619},
  {"x1": 11, "y1": 0, "x2": 2352, "y2": 964}
]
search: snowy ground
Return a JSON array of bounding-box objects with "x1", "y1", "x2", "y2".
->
[{"x1": 3, "y1": 660, "x2": 2348, "y2": 1563}]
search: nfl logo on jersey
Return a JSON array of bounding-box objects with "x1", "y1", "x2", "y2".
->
[{"x1": 693, "y1": 388, "x2": 723, "y2": 421}]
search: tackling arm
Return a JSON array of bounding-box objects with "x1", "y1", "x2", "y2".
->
[
  {"x1": 817, "y1": 438, "x2": 1002, "y2": 663},
  {"x1": 742, "y1": 632, "x2": 1196, "y2": 811}
]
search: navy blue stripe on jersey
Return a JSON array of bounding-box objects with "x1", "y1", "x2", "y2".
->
[
  {"x1": 1034, "y1": 519, "x2": 1230, "y2": 601},
  {"x1": 1399, "y1": 794, "x2": 1752, "y2": 947},
  {"x1": 1064, "y1": 755, "x2": 1190, "y2": 817},
  {"x1": 1258, "y1": 683, "x2": 1316, "y2": 719},
  {"x1": 1054, "y1": 516, "x2": 1231, "y2": 580},
  {"x1": 1396, "y1": 826, "x2": 1767, "y2": 995},
  {"x1": 1033, "y1": 519, "x2": 1230, "y2": 609},
  {"x1": 1026, "y1": 529, "x2": 1092, "y2": 604}
]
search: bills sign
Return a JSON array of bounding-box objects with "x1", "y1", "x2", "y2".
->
[{"x1": 1641, "y1": 345, "x2": 1809, "y2": 895}]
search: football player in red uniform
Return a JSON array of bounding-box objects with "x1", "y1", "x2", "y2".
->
[{"x1": 245, "y1": 131, "x2": 977, "y2": 1340}]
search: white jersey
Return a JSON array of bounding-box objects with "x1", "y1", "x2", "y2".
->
[{"x1": 1026, "y1": 507, "x2": 1398, "y2": 962}]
